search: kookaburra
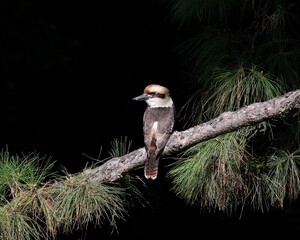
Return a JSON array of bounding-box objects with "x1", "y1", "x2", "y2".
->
[{"x1": 133, "y1": 84, "x2": 175, "y2": 180}]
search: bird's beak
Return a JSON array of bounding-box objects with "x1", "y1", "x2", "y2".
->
[{"x1": 133, "y1": 94, "x2": 150, "y2": 101}]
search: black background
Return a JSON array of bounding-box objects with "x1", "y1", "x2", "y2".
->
[
  {"x1": 1, "y1": 1, "x2": 300, "y2": 239},
  {"x1": 0, "y1": 1, "x2": 182, "y2": 169}
]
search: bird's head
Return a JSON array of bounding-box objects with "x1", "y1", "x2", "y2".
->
[{"x1": 133, "y1": 84, "x2": 173, "y2": 108}]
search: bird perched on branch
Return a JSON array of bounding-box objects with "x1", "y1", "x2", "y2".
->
[{"x1": 133, "y1": 84, "x2": 175, "y2": 180}]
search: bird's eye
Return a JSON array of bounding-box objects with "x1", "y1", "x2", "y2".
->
[
  {"x1": 148, "y1": 92, "x2": 165, "y2": 99},
  {"x1": 157, "y1": 93, "x2": 165, "y2": 98}
]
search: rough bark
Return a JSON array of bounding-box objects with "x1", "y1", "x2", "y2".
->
[{"x1": 83, "y1": 90, "x2": 300, "y2": 182}]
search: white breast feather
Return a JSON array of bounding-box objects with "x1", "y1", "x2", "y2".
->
[{"x1": 146, "y1": 97, "x2": 173, "y2": 108}]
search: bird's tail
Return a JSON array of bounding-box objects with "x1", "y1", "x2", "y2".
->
[
  {"x1": 144, "y1": 153, "x2": 159, "y2": 180},
  {"x1": 145, "y1": 137, "x2": 159, "y2": 180}
]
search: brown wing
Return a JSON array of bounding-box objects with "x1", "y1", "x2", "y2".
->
[
  {"x1": 143, "y1": 106, "x2": 175, "y2": 179},
  {"x1": 143, "y1": 106, "x2": 175, "y2": 152}
]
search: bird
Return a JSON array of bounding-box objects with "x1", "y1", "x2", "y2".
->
[{"x1": 133, "y1": 84, "x2": 175, "y2": 179}]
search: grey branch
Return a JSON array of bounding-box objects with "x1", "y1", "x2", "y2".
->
[{"x1": 84, "y1": 90, "x2": 300, "y2": 182}]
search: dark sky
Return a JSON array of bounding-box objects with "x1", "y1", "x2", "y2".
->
[
  {"x1": 0, "y1": 1, "x2": 182, "y2": 170},
  {"x1": 1, "y1": 1, "x2": 300, "y2": 239}
]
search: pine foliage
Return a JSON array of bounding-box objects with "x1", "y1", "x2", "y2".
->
[
  {"x1": 168, "y1": 0, "x2": 300, "y2": 214},
  {"x1": 0, "y1": 137, "x2": 136, "y2": 239}
]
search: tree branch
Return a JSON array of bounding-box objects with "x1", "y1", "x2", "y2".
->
[{"x1": 83, "y1": 90, "x2": 300, "y2": 182}]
